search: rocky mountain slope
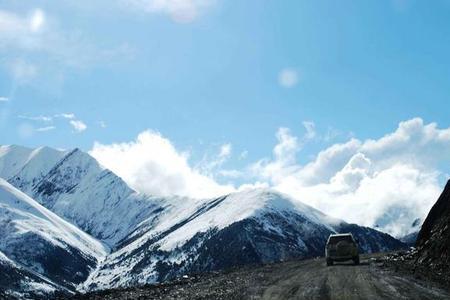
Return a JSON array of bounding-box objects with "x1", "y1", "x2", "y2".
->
[
  {"x1": 0, "y1": 250, "x2": 63, "y2": 299},
  {"x1": 85, "y1": 189, "x2": 405, "y2": 291},
  {"x1": 376, "y1": 180, "x2": 450, "y2": 290},
  {"x1": 416, "y1": 179, "x2": 450, "y2": 275},
  {"x1": 0, "y1": 145, "x2": 407, "y2": 297}
]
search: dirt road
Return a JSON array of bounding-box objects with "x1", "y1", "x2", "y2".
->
[
  {"x1": 74, "y1": 254, "x2": 450, "y2": 300},
  {"x1": 261, "y1": 255, "x2": 449, "y2": 300}
]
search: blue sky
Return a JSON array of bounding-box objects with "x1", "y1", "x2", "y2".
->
[
  {"x1": 1, "y1": 1, "x2": 450, "y2": 154},
  {"x1": 2, "y1": 1, "x2": 450, "y2": 236}
]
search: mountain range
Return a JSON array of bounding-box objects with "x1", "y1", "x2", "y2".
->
[{"x1": 0, "y1": 145, "x2": 406, "y2": 298}]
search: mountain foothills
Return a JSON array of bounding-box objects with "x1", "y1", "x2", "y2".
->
[{"x1": 0, "y1": 145, "x2": 408, "y2": 298}]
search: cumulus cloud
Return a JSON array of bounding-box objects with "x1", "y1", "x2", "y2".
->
[
  {"x1": 90, "y1": 130, "x2": 234, "y2": 198},
  {"x1": 218, "y1": 169, "x2": 243, "y2": 179},
  {"x1": 253, "y1": 118, "x2": 450, "y2": 237},
  {"x1": 89, "y1": 118, "x2": 450, "y2": 237},
  {"x1": 195, "y1": 143, "x2": 233, "y2": 176},
  {"x1": 251, "y1": 128, "x2": 301, "y2": 182},
  {"x1": 0, "y1": 97, "x2": 9, "y2": 102},
  {"x1": 123, "y1": 0, "x2": 215, "y2": 23},
  {"x1": 70, "y1": 120, "x2": 87, "y2": 132},
  {"x1": 278, "y1": 68, "x2": 299, "y2": 88}
]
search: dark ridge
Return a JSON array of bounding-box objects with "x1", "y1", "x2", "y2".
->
[
  {"x1": 415, "y1": 180, "x2": 450, "y2": 272},
  {"x1": 416, "y1": 180, "x2": 450, "y2": 245}
]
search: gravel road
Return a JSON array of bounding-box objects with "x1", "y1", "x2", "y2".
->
[
  {"x1": 261, "y1": 255, "x2": 449, "y2": 300},
  {"x1": 73, "y1": 254, "x2": 450, "y2": 300}
]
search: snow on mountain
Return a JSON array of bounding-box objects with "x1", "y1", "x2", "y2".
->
[
  {"x1": 0, "y1": 145, "x2": 67, "y2": 188},
  {"x1": 0, "y1": 179, "x2": 106, "y2": 290},
  {"x1": 155, "y1": 188, "x2": 336, "y2": 251},
  {"x1": 0, "y1": 145, "x2": 406, "y2": 294},
  {"x1": 85, "y1": 188, "x2": 405, "y2": 290},
  {"x1": 0, "y1": 250, "x2": 64, "y2": 299},
  {"x1": 3, "y1": 147, "x2": 163, "y2": 248},
  {"x1": 0, "y1": 145, "x2": 34, "y2": 179}
]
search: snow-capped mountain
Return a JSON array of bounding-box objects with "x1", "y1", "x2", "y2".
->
[
  {"x1": 0, "y1": 145, "x2": 406, "y2": 296},
  {"x1": 85, "y1": 189, "x2": 405, "y2": 290},
  {"x1": 0, "y1": 179, "x2": 106, "y2": 293},
  {"x1": 2, "y1": 146, "x2": 163, "y2": 248},
  {"x1": 0, "y1": 145, "x2": 68, "y2": 193}
]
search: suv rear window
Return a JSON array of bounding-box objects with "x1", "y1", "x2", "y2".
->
[{"x1": 328, "y1": 235, "x2": 353, "y2": 244}]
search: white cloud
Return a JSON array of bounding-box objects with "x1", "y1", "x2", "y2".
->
[
  {"x1": 219, "y1": 143, "x2": 231, "y2": 158},
  {"x1": 324, "y1": 127, "x2": 342, "y2": 142},
  {"x1": 18, "y1": 112, "x2": 87, "y2": 133},
  {"x1": 239, "y1": 150, "x2": 248, "y2": 160},
  {"x1": 89, "y1": 130, "x2": 234, "y2": 198},
  {"x1": 278, "y1": 68, "x2": 299, "y2": 88},
  {"x1": 35, "y1": 126, "x2": 55, "y2": 132},
  {"x1": 70, "y1": 120, "x2": 87, "y2": 132},
  {"x1": 55, "y1": 113, "x2": 75, "y2": 119},
  {"x1": 123, "y1": 0, "x2": 215, "y2": 23},
  {"x1": 195, "y1": 143, "x2": 232, "y2": 176},
  {"x1": 0, "y1": 8, "x2": 135, "y2": 87},
  {"x1": 0, "y1": 97, "x2": 9, "y2": 102},
  {"x1": 302, "y1": 121, "x2": 316, "y2": 140},
  {"x1": 219, "y1": 169, "x2": 243, "y2": 178},
  {"x1": 252, "y1": 118, "x2": 450, "y2": 237},
  {"x1": 88, "y1": 118, "x2": 450, "y2": 238},
  {"x1": 0, "y1": 9, "x2": 48, "y2": 56},
  {"x1": 17, "y1": 122, "x2": 55, "y2": 137},
  {"x1": 251, "y1": 125, "x2": 320, "y2": 183},
  {"x1": 98, "y1": 121, "x2": 107, "y2": 128},
  {"x1": 18, "y1": 114, "x2": 52, "y2": 122}
]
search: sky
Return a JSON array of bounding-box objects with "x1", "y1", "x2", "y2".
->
[{"x1": 1, "y1": 0, "x2": 450, "y2": 237}]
